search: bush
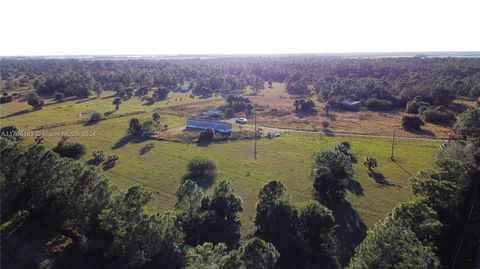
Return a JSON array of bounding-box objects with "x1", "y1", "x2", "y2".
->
[
  {"x1": 54, "y1": 138, "x2": 86, "y2": 160},
  {"x1": 363, "y1": 98, "x2": 394, "y2": 111},
  {"x1": 402, "y1": 114, "x2": 424, "y2": 130},
  {"x1": 92, "y1": 150, "x2": 105, "y2": 164},
  {"x1": 198, "y1": 128, "x2": 214, "y2": 143},
  {"x1": 405, "y1": 100, "x2": 430, "y2": 114},
  {"x1": 364, "y1": 156, "x2": 378, "y2": 170},
  {"x1": 183, "y1": 157, "x2": 217, "y2": 186},
  {"x1": 0, "y1": 125, "x2": 21, "y2": 140},
  {"x1": 0, "y1": 95, "x2": 13, "y2": 104},
  {"x1": 152, "y1": 112, "x2": 160, "y2": 122},
  {"x1": 225, "y1": 108, "x2": 234, "y2": 118},
  {"x1": 420, "y1": 107, "x2": 455, "y2": 124},
  {"x1": 322, "y1": 120, "x2": 330, "y2": 129},
  {"x1": 89, "y1": 112, "x2": 103, "y2": 123}
]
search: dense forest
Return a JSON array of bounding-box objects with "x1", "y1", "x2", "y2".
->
[{"x1": 2, "y1": 57, "x2": 480, "y2": 104}]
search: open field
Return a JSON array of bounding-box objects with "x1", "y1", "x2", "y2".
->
[{"x1": 1, "y1": 87, "x2": 444, "y2": 235}]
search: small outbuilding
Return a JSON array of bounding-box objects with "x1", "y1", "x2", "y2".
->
[
  {"x1": 340, "y1": 99, "x2": 361, "y2": 110},
  {"x1": 186, "y1": 118, "x2": 232, "y2": 133}
]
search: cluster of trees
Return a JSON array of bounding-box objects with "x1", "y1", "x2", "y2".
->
[
  {"x1": 225, "y1": 95, "x2": 253, "y2": 113},
  {"x1": 36, "y1": 71, "x2": 102, "y2": 98},
  {"x1": 293, "y1": 99, "x2": 315, "y2": 112},
  {"x1": 129, "y1": 117, "x2": 155, "y2": 136},
  {"x1": 27, "y1": 92, "x2": 46, "y2": 110},
  {"x1": 254, "y1": 180, "x2": 339, "y2": 268}
]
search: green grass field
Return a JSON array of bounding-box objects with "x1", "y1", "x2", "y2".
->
[{"x1": 0, "y1": 91, "x2": 443, "y2": 235}]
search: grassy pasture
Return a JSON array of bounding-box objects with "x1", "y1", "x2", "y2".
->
[
  {"x1": 1, "y1": 88, "x2": 443, "y2": 235},
  {"x1": 36, "y1": 119, "x2": 441, "y2": 234}
]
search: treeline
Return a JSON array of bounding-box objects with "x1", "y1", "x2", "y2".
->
[{"x1": 1, "y1": 57, "x2": 479, "y2": 103}]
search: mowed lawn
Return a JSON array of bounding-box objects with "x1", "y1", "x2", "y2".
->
[{"x1": 1, "y1": 95, "x2": 442, "y2": 235}]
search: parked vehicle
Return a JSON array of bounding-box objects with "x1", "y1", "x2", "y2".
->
[{"x1": 235, "y1": 118, "x2": 248, "y2": 124}]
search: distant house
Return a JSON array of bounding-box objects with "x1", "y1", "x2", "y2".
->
[
  {"x1": 202, "y1": 109, "x2": 223, "y2": 117},
  {"x1": 186, "y1": 118, "x2": 232, "y2": 133},
  {"x1": 180, "y1": 85, "x2": 190, "y2": 92},
  {"x1": 340, "y1": 99, "x2": 361, "y2": 110}
]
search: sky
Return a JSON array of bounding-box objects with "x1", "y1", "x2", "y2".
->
[{"x1": 0, "y1": 0, "x2": 479, "y2": 56}]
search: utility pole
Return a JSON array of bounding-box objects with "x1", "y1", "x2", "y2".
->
[
  {"x1": 254, "y1": 113, "x2": 257, "y2": 160},
  {"x1": 390, "y1": 129, "x2": 396, "y2": 160}
]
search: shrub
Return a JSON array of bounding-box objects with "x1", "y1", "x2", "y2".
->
[
  {"x1": 198, "y1": 128, "x2": 215, "y2": 143},
  {"x1": 420, "y1": 107, "x2": 455, "y2": 124},
  {"x1": 0, "y1": 95, "x2": 12, "y2": 104},
  {"x1": 405, "y1": 100, "x2": 430, "y2": 114},
  {"x1": 89, "y1": 112, "x2": 103, "y2": 123},
  {"x1": 0, "y1": 125, "x2": 21, "y2": 140},
  {"x1": 152, "y1": 112, "x2": 160, "y2": 122},
  {"x1": 225, "y1": 108, "x2": 234, "y2": 118},
  {"x1": 402, "y1": 114, "x2": 424, "y2": 130},
  {"x1": 183, "y1": 157, "x2": 217, "y2": 185},
  {"x1": 92, "y1": 150, "x2": 105, "y2": 164},
  {"x1": 104, "y1": 155, "x2": 118, "y2": 168},
  {"x1": 322, "y1": 120, "x2": 330, "y2": 129},
  {"x1": 54, "y1": 138, "x2": 86, "y2": 160},
  {"x1": 364, "y1": 156, "x2": 378, "y2": 170},
  {"x1": 363, "y1": 98, "x2": 394, "y2": 111}
]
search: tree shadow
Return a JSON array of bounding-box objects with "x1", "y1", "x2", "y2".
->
[
  {"x1": 139, "y1": 144, "x2": 155, "y2": 155},
  {"x1": 403, "y1": 127, "x2": 435, "y2": 137},
  {"x1": 295, "y1": 109, "x2": 318, "y2": 117},
  {"x1": 112, "y1": 134, "x2": 150, "y2": 150},
  {"x1": 322, "y1": 199, "x2": 367, "y2": 266},
  {"x1": 345, "y1": 178, "x2": 364, "y2": 196},
  {"x1": 368, "y1": 170, "x2": 401, "y2": 187},
  {"x1": 0, "y1": 109, "x2": 32, "y2": 119},
  {"x1": 196, "y1": 140, "x2": 213, "y2": 147},
  {"x1": 103, "y1": 110, "x2": 115, "y2": 117}
]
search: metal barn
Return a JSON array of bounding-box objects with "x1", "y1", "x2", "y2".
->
[{"x1": 186, "y1": 118, "x2": 232, "y2": 133}]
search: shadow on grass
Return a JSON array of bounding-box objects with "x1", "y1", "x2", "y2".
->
[
  {"x1": 368, "y1": 170, "x2": 401, "y2": 187},
  {"x1": 403, "y1": 127, "x2": 435, "y2": 136},
  {"x1": 295, "y1": 109, "x2": 318, "y2": 117},
  {"x1": 346, "y1": 178, "x2": 364, "y2": 196},
  {"x1": 111, "y1": 135, "x2": 149, "y2": 149},
  {"x1": 0, "y1": 109, "x2": 32, "y2": 119},
  {"x1": 321, "y1": 199, "x2": 367, "y2": 266}
]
